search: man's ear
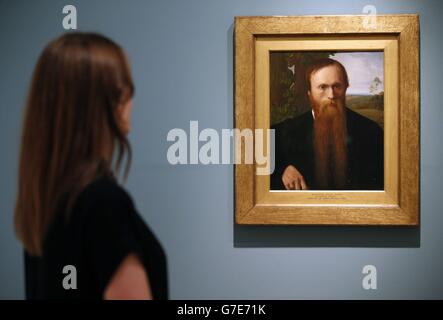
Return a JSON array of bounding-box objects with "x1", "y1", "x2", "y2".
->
[{"x1": 307, "y1": 90, "x2": 311, "y2": 97}]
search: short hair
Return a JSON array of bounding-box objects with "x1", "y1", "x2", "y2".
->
[{"x1": 305, "y1": 58, "x2": 349, "y2": 91}]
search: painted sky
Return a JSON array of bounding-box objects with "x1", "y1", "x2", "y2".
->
[{"x1": 331, "y1": 52, "x2": 384, "y2": 95}]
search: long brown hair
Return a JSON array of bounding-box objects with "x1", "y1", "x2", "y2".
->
[{"x1": 14, "y1": 32, "x2": 134, "y2": 256}]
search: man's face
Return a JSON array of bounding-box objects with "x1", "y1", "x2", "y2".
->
[{"x1": 308, "y1": 65, "x2": 347, "y2": 118}]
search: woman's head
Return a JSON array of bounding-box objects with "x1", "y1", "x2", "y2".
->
[{"x1": 15, "y1": 32, "x2": 135, "y2": 256}]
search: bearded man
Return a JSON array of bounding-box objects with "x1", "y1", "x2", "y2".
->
[{"x1": 270, "y1": 58, "x2": 384, "y2": 190}]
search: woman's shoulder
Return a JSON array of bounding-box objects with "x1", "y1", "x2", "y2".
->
[{"x1": 76, "y1": 174, "x2": 135, "y2": 213}]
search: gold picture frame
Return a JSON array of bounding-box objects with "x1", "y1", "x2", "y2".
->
[{"x1": 234, "y1": 15, "x2": 419, "y2": 225}]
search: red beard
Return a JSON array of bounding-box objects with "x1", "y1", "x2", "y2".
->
[{"x1": 311, "y1": 96, "x2": 348, "y2": 189}]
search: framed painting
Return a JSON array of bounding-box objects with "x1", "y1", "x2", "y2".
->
[{"x1": 234, "y1": 15, "x2": 419, "y2": 225}]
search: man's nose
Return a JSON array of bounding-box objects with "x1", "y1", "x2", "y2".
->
[{"x1": 327, "y1": 87, "x2": 336, "y2": 100}]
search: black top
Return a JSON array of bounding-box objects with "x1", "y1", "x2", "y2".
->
[
  {"x1": 24, "y1": 175, "x2": 168, "y2": 300},
  {"x1": 271, "y1": 108, "x2": 384, "y2": 190}
]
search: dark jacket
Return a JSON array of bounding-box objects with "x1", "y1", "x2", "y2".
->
[{"x1": 271, "y1": 108, "x2": 384, "y2": 190}]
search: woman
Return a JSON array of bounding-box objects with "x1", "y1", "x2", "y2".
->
[{"x1": 14, "y1": 32, "x2": 168, "y2": 299}]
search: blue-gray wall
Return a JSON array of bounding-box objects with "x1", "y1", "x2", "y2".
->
[{"x1": 1, "y1": 0, "x2": 442, "y2": 299}]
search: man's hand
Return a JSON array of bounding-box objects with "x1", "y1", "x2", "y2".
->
[{"x1": 282, "y1": 165, "x2": 308, "y2": 190}]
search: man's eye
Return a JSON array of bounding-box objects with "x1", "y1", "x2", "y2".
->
[{"x1": 319, "y1": 85, "x2": 327, "y2": 90}]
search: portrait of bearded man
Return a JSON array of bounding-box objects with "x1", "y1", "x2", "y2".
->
[{"x1": 270, "y1": 58, "x2": 384, "y2": 190}]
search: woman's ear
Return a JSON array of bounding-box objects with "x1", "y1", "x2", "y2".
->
[{"x1": 116, "y1": 98, "x2": 133, "y2": 135}]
